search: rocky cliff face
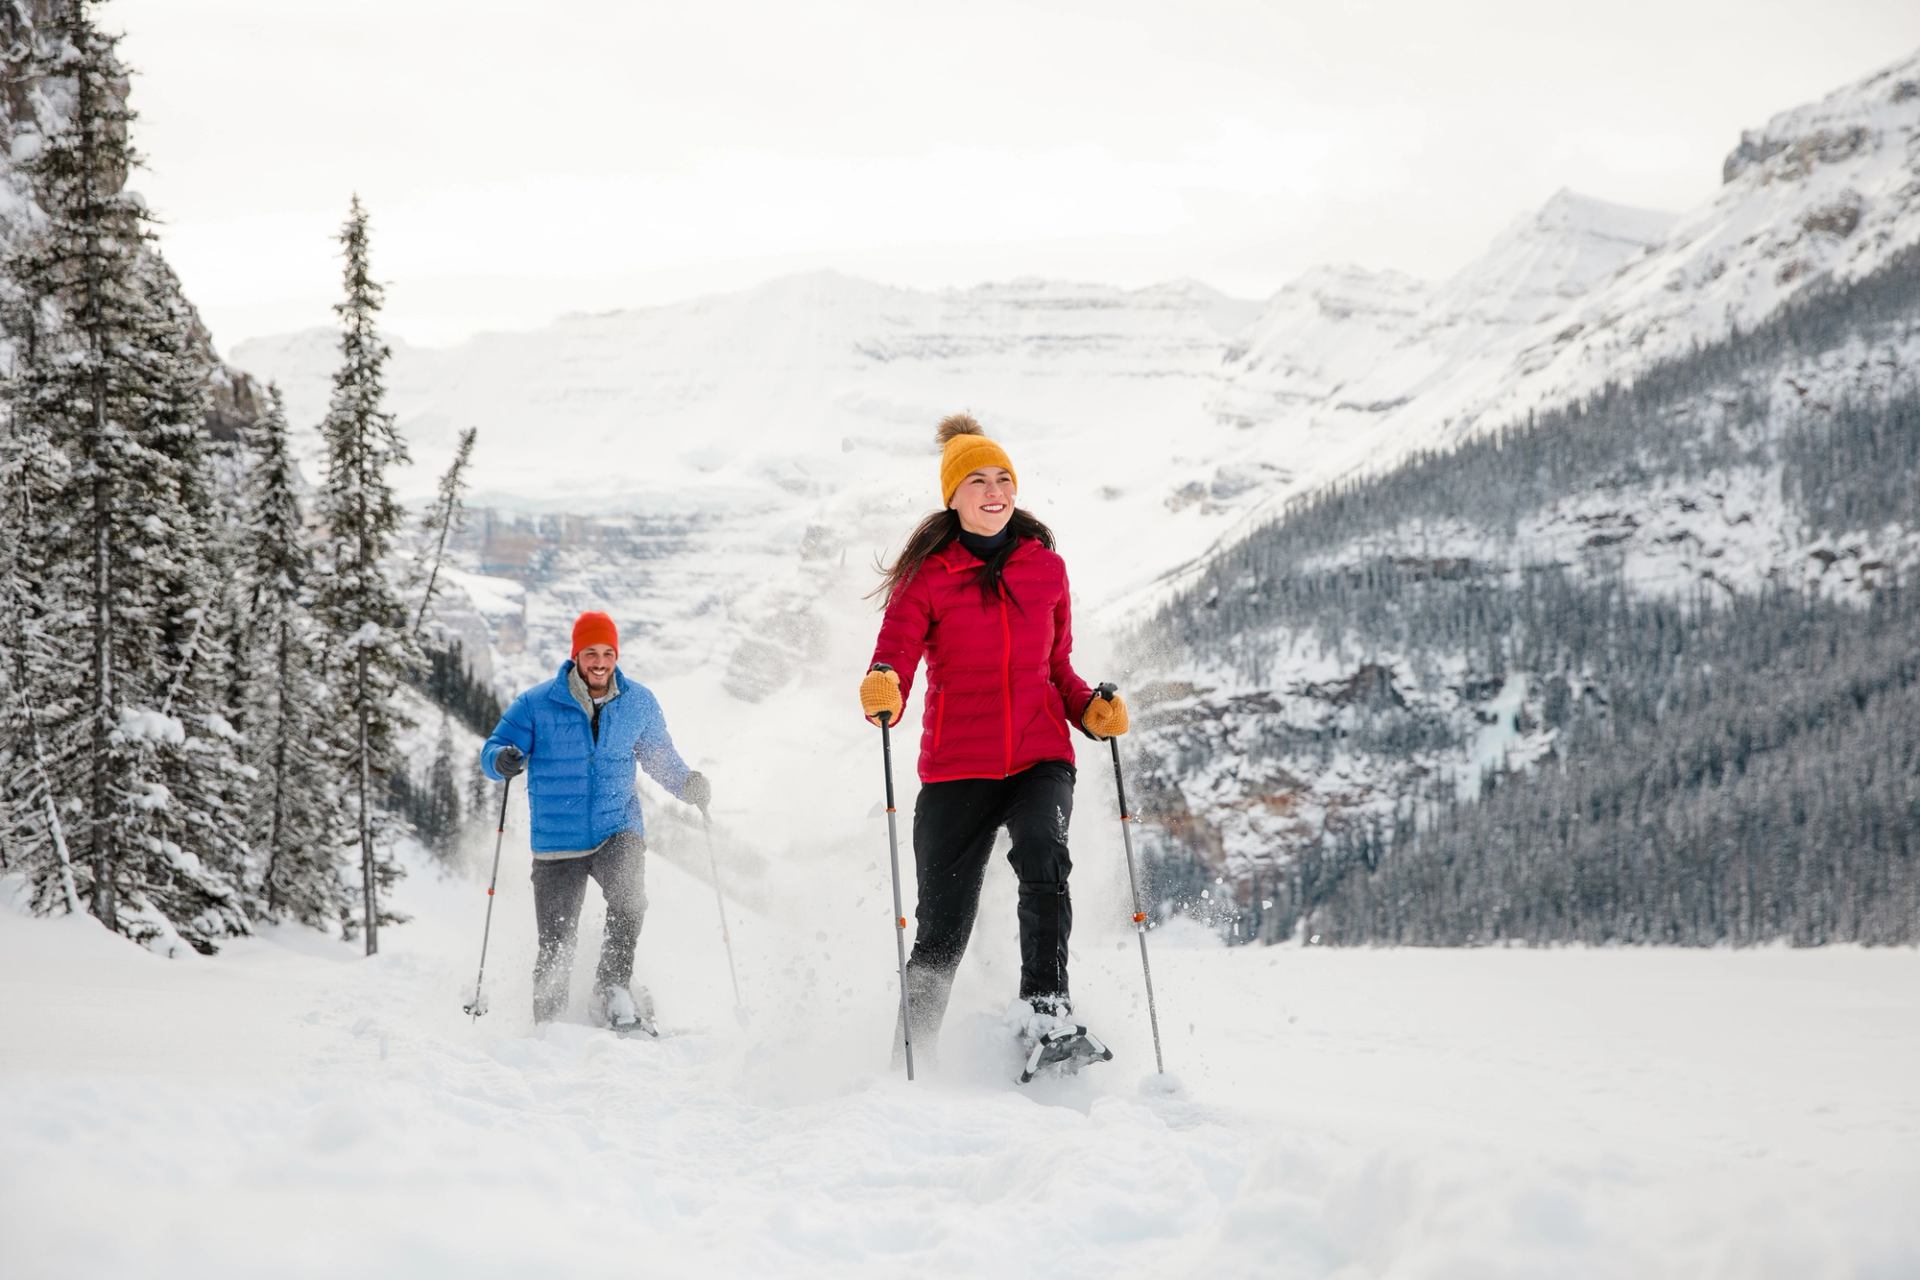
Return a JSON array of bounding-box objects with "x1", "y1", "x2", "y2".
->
[{"x1": 0, "y1": 0, "x2": 259, "y2": 437}]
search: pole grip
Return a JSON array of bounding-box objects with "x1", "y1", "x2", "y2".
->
[{"x1": 871, "y1": 664, "x2": 897, "y2": 733}]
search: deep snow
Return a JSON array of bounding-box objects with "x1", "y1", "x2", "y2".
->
[{"x1": 3, "y1": 837, "x2": 1916, "y2": 1279}]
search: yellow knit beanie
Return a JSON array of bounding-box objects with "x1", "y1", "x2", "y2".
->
[{"x1": 937, "y1": 414, "x2": 1018, "y2": 506}]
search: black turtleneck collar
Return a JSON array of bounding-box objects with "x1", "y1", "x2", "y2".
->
[{"x1": 956, "y1": 523, "x2": 1014, "y2": 562}]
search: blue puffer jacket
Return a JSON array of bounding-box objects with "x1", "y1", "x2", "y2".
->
[{"x1": 480, "y1": 662, "x2": 692, "y2": 855}]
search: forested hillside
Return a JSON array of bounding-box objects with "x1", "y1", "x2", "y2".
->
[{"x1": 1126, "y1": 245, "x2": 1920, "y2": 944}]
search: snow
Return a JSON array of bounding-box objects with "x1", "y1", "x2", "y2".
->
[
  {"x1": 435, "y1": 564, "x2": 524, "y2": 618},
  {"x1": 4, "y1": 42, "x2": 1918, "y2": 1280},
  {"x1": 344, "y1": 620, "x2": 385, "y2": 649},
  {"x1": 226, "y1": 52, "x2": 1920, "y2": 668},
  {"x1": 1459, "y1": 672, "x2": 1538, "y2": 794},
  {"x1": 115, "y1": 706, "x2": 186, "y2": 745},
  {"x1": 3, "y1": 848, "x2": 1917, "y2": 1278}
]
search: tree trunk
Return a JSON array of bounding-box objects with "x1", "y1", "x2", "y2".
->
[
  {"x1": 262, "y1": 617, "x2": 292, "y2": 915},
  {"x1": 358, "y1": 648, "x2": 377, "y2": 956},
  {"x1": 88, "y1": 398, "x2": 115, "y2": 927},
  {"x1": 414, "y1": 491, "x2": 454, "y2": 639},
  {"x1": 79, "y1": 49, "x2": 117, "y2": 930}
]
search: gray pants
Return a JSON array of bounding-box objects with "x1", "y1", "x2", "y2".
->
[{"x1": 530, "y1": 832, "x2": 647, "y2": 1022}]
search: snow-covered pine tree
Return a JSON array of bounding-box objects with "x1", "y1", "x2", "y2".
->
[
  {"x1": 414, "y1": 425, "x2": 477, "y2": 637},
  {"x1": 0, "y1": 1, "x2": 247, "y2": 951},
  {"x1": 135, "y1": 263, "x2": 257, "y2": 927},
  {"x1": 467, "y1": 752, "x2": 493, "y2": 822},
  {"x1": 311, "y1": 196, "x2": 419, "y2": 955},
  {"x1": 423, "y1": 712, "x2": 462, "y2": 860},
  {"x1": 0, "y1": 343, "x2": 81, "y2": 911},
  {"x1": 240, "y1": 384, "x2": 353, "y2": 927}
]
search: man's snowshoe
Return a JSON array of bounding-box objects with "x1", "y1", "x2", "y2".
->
[
  {"x1": 1017, "y1": 1024, "x2": 1113, "y2": 1083},
  {"x1": 1011, "y1": 996, "x2": 1113, "y2": 1084},
  {"x1": 592, "y1": 983, "x2": 659, "y2": 1038}
]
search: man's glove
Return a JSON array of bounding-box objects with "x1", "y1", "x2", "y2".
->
[
  {"x1": 1082, "y1": 688, "x2": 1129, "y2": 739},
  {"x1": 493, "y1": 745, "x2": 526, "y2": 779},
  {"x1": 682, "y1": 770, "x2": 712, "y2": 811},
  {"x1": 860, "y1": 666, "x2": 903, "y2": 725}
]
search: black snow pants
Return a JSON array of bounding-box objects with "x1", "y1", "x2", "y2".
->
[
  {"x1": 906, "y1": 759, "x2": 1077, "y2": 1026},
  {"x1": 529, "y1": 831, "x2": 648, "y2": 1022}
]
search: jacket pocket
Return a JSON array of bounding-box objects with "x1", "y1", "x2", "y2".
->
[{"x1": 930, "y1": 689, "x2": 946, "y2": 752}]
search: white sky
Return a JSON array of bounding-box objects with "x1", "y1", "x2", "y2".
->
[{"x1": 111, "y1": 0, "x2": 1920, "y2": 351}]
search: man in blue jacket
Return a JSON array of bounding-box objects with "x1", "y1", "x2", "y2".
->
[{"x1": 481, "y1": 610, "x2": 711, "y2": 1029}]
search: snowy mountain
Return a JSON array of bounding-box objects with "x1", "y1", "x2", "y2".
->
[
  {"x1": 236, "y1": 56, "x2": 1920, "y2": 615},
  {"x1": 236, "y1": 50, "x2": 1920, "y2": 951},
  {"x1": 1117, "y1": 94, "x2": 1920, "y2": 940}
]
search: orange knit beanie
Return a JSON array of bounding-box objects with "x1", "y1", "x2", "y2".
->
[
  {"x1": 937, "y1": 414, "x2": 1018, "y2": 506},
  {"x1": 571, "y1": 611, "x2": 619, "y2": 657}
]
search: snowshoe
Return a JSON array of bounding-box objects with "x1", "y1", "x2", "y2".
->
[
  {"x1": 1011, "y1": 996, "x2": 1113, "y2": 1084},
  {"x1": 1017, "y1": 1024, "x2": 1113, "y2": 1083},
  {"x1": 592, "y1": 983, "x2": 659, "y2": 1038}
]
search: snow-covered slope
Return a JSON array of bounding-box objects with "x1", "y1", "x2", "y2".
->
[
  {"x1": 1463, "y1": 52, "x2": 1920, "y2": 422},
  {"x1": 1214, "y1": 191, "x2": 1679, "y2": 432},
  {"x1": 237, "y1": 51, "x2": 1920, "y2": 611},
  {"x1": 4, "y1": 851, "x2": 1917, "y2": 1278}
]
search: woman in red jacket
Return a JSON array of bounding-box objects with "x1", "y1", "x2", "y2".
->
[{"x1": 860, "y1": 415, "x2": 1129, "y2": 1059}]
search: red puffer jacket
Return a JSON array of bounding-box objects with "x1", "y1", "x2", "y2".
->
[{"x1": 870, "y1": 537, "x2": 1096, "y2": 783}]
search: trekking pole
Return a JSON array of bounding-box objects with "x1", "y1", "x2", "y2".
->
[
  {"x1": 1096, "y1": 684, "x2": 1165, "y2": 1075},
  {"x1": 464, "y1": 775, "x2": 513, "y2": 1021},
  {"x1": 873, "y1": 664, "x2": 914, "y2": 1081},
  {"x1": 699, "y1": 805, "x2": 748, "y2": 1025}
]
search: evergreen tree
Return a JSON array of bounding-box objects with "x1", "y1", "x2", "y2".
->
[
  {"x1": 414, "y1": 426, "x2": 477, "y2": 637},
  {"x1": 0, "y1": 383, "x2": 82, "y2": 912},
  {"x1": 240, "y1": 385, "x2": 352, "y2": 927},
  {"x1": 0, "y1": 1, "x2": 246, "y2": 950},
  {"x1": 468, "y1": 752, "x2": 494, "y2": 824},
  {"x1": 416, "y1": 637, "x2": 505, "y2": 738},
  {"x1": 311, "y1": 196, "x2": 419, "y2": 954},
  {"x1": 137, "y1": 265, "x2": 255, "y2": 914},
  {"x1": 423, "y1": 713, "x2": 462, "y2": 859}
]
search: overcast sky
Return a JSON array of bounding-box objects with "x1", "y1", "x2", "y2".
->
[{"x1": 111, "y1": 0, "x2": 1920, "y2": 351}]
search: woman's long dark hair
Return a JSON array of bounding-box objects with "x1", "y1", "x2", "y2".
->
[{"x1": 870, "y1": 507, "x2": 1055, "y2": 607}]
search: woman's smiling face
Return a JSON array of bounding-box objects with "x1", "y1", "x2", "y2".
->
[{"x1": 950, "y1": 466, "x2": 1016, "y2": 536}]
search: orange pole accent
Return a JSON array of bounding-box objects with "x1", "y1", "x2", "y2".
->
[
  {"x1": 487, "y1": 888, "x2": 495, "y2": 897},
  {"x1": 886, "y1": 807, "x2": 897, "y2": 814},
  {"x1": 1133, "y1": 912, "x2": 1146, "y2": 923}
]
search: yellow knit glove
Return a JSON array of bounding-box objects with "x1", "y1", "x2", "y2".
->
[
  {"x1": 1082, "y1": 691, "x2": 1129, "y2": 739},
  {"x1": 860, "y1": 667, "x2": 903, "y2": 725}
]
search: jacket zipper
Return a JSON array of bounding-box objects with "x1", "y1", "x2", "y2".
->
[{"x1": 999, "y1": 595, "x2": 1013, "y2": 777}]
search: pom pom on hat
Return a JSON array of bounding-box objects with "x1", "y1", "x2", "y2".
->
[
  {"x1": 936, "y1": 414, "x2": 1018, "y2": 506},
  {"x1": 571, "y1": 610, "x2": 618, "y2": 658}
]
